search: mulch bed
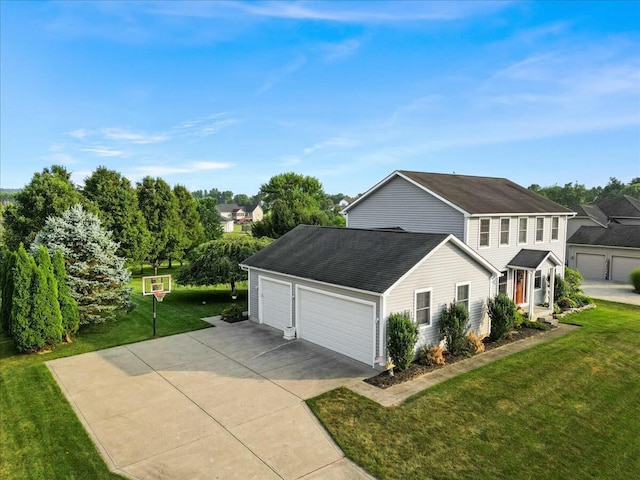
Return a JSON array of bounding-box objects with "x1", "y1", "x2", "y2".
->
[{"x1": 365, "y1": 326, "x2": 555, "y2": 389}]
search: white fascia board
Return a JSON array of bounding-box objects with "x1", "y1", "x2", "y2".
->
[
  {"x1": 340, "y1": 170, "x2": 400, "y2": 214},
  {"x1": 567, "y1": 244, "x2": 640, "y2": 251},
  {"x1": 468, "y1": 212, "x2": 575, "y2": 217},
  {"x1": 395, "y1": 172, "x2": 470, "y2": 217}
]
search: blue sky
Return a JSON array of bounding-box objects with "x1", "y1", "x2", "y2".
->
[{"x1": 1, "y1": 1, "x2": 639, "y2": 197}]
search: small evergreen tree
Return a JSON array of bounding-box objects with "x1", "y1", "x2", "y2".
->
[
  {"x1": 387, "y1": 312, "x2": 418, "y2": 371},
  {"x1": 0, "y1": 249, "x2": 16, "y2": 333},
  {"x1": 32, "y1": 246, "x2": 63, "y2": 348},
  {"x1": 31, "y1": 205, "x2": 132, "y2": 325},
  {"x1": 52, "y1": 249, "x2": 79, "y2": 340},
  {"x1": 438, "y1": 302, "x2": 470, "y2": 356},
  {"x1": 11, "y1": 245, "x2": 40, "y2": 351},
  {"x1": 487, "y1": 293, "x2": 516, "y2": 341}
]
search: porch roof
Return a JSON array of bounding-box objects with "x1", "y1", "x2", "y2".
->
[{"x1": 506, "y1": 249, "x2": 562, "y2": 271}]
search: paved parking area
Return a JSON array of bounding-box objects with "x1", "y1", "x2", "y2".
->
[
  {"x1": 47, "y1": 319, "x2": 375, "y2": 480},
  {"x1": 582, "y1": 279, "x2": 640, "y2": 306}
]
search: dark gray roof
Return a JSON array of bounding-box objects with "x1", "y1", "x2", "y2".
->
[
  {"x1": 573, "y1": 203, "x2": 609, "y2": 227},
  {"x1": 596, "y1": 196, "x2": 640, "y2": 219},
  {"x1": 567, "y1": 225, "x2": 640, "y2": 249},
  {"x1": 216, "y1": 203, "x2": 241, "y2": 212},
  {"x1": 242, "y1": 225, "x2": 454, "y2": 293},
  {"x1": 506, "y1": 249, "x2": 561, "y2": 270},
  {"x1": 398, "y1": 171, "x2": 574, "y2": 215}
]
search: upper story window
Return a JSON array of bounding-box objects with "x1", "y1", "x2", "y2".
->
[
  {"x1": 500, "y1": 218, "x2": 510, "y2": 246},
  {"x1": 551, "y1": 217, "x2": 559, "y2": 241},
  {"x1": 518, "y1": 217, "x2": 528, "y2": 244},
  {"x1": 479, "y1": 218, "x2": 490, "y2": 247},
  {"x1": 456, "y1": 283, "x2": 470, "y2": 313},
  {"x1": 536, "y1": 217, "x2": 545, "y2": 242},
  {"x1": 415, "y1": 289, "x2": 432, "y2": 326}
]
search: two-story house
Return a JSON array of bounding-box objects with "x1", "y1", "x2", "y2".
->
[
  {"x1": 342, "y1": 170, "x2": 576, "y2": 319},
  {"x1": 216, "y1": 204, "x2": 264, "y2": 223}
]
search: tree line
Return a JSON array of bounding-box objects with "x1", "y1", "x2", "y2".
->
[{"x1": 529, "y1": 177, "x2": 640, "y2": 208}]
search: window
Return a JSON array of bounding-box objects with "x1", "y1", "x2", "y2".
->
[
  {"x1": 534, "y1": 270, "x2": 542, "y2": 289},
  {"x1": 479, "y1": 218, "x2": 490, "y2": 247},
  {"x1": 536, "y1": 217, "x2": 544, "y2": 242},
  {"x1": 415, "y1": 289, "x2": 432, "y2": 326},
  {"x1": 518, "y1": 217, "x2": 528, "y2": 244},
  {"x1": 498, "y1": 271, "x2": 508, "y2": 295},
  {"x1": 456, "y1": 283, "x2": 470, "y2": 313},
  {"x1": 500, "y1": 218, "x2": 510, "y2": 246},
  {"x1": 551, "y1": 217, "x2": 559, "y2": 241}
]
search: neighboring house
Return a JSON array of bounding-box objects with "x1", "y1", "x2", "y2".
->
[
  {"x1": 567, "y1": 196, "x2": 640, "y2": 282},
  {"x1": 241, "y1": 225, "x2": 500, "y2": 368},
  {"x1": 216, "y1": 204, "x2": 264, "y2": 223},
  {"x1": 220, "y1": 219, "x2": 235, "y2": 233},
  {"x1": 342, "y1": 170, "x2": 575, "y2": 318}
]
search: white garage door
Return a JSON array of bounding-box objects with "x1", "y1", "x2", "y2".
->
[
  {"x1": 297, "y1": 287, "x2": 375, "y2": 366},
  {"x1": 259, "y1": 277, "x2": 292, "y2": 331},
  {"x1": 611, "y1": 255, "x2": 640, "y2": 284},
  {"x1": 576, "y1": 253, "x2": 606, "y2": 280}
]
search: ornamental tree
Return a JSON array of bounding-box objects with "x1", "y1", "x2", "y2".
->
[
  {"x1": 31, "y1": 205, "x2": 132, "y2": 325},
  {"x1": 52, "y1": 249, "x2": 79, "y2": 339}
]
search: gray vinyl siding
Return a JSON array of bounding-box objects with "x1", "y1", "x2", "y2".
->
[
  {"x1": 383, "y1": 242, "x2": 494, "y2": 354},
  {"x1": 466, "y1": 215, "x2": 569, "y2": 271},
  {"x1": 247, "y1": 268, "x2": 381, "y2": 344},
  {"x1": 347, "y1": 176, "x2": 465, "y2": 239},
  {"x1": 567, "y1": 218, "x2": 601, "y2": 238}
]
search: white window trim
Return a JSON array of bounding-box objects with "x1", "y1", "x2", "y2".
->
[
  {"x1": 498, "y1": 271, "x2": 509, "y2": 295},
  {"x1": 535, "y1": 216, "x2": 545, "y2": 243},
  {"x1": 455, "y1": 282, "x2": 471, "y2": 312},
  {"x1": 499, "y1": 217, "x2": 510, "y2": 247},
  {"x1": 478, "y1": 218, "x2": 491, "y2": 249},
  {"x1": 518, "y1": 217, "x2": 528, "y2": 245},
  {"x1": 534, "y1": 270, "x2": 542, "y2": 290},
  {"x1": 551, "y1": 216, "x2": 560, "y2": 242},
  {"x1": 414, "y1": 288, "x2": 433, "y2": 327}
]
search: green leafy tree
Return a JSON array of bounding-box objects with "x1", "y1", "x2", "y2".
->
[
  {"x1": 176, "y1": 235, "x2": 273, "y2": 293},
  {"x1": 32, "y1": 245, "x2": 63, "y2": 347},
  {"x1": 233, "y1": 194, "x2": 251, "y2": 206},
  {"x1": 172, "y1": 185, "x2": 205, "y2": 265},
  {"x1": 259, "y1": 172, "x2": 325, "y2": 211},
  {"x1": 136, "y1": 176, "x2": 181, "y2": 273},
  {"x1": 52, "y1": 249, "x2": 79, "y2": 340},
  {"x1": 31, "y1": 205, "x2": 132, "y2": 326},
  {"x1": 2, "y1": 165, "x2": 86, "y2": 249},
  {"x1": 196, "y1": 197, "x2": 224, "y2": 241},
  {"x1": 83, "y1": 167, "x2": 151, "y2": 264}
]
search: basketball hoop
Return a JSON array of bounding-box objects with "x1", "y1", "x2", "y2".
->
[
  {"x1": 153, "y1": 291, "x2": 166, "y2": 302},
  {"x1": 142, "y1": 274, "x2": 172, "y2": 336}
]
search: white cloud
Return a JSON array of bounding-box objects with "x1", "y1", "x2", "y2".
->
[
  {"x1": 100, "y1": 127, "x2": 169, "y2": 144},
  {"x1": 257, "y1": 55, "x2": 307, "y2": 95},
  {"x1": 44, "y1": 153, "x2": 78, "y2": 165},
  {"x1": 131, "y1": 161, "x2": 233, "y2": 177},
  {"x1": 81, "y1": 145, "x2": 125, "y2": 157},
  {"x1": 67, "y1": 128, "x2": 89, "y2": 139},
  {"x1": 173, "y1": 113, "x2": 238, "y2": 137},
  {"x1": 303, "y1": 137, "x2": 356, "y2": 155},
  {"x1": 322, "y1": 38, "x2": 363, "y2": 62}
]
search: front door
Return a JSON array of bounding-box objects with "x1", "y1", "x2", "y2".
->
[{"x1": 514, "y1": 270, "x2": 526, "y2": 304}]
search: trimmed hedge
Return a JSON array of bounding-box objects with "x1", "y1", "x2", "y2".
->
[
  {"x1": 387, "y1": 312, "x2": 418, "y2": 371},
  {"x1": 631, "y1": 269, "x2": 640, "y2": 292}
]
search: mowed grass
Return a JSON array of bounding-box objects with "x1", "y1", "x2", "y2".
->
[
  {"x1": 308, "y1": 300, "x2": 640, "y2": 480},
  {"x1": 0, "y1": 266, "x2": 246, "y2": 480}
]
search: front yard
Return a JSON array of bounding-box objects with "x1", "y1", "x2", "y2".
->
[
  {"x1": 308, "y1": 300, "x2": 640, "y2": 480},
  {"x1": 0, "y1": 267, "x2": 245, "y2": 479}
]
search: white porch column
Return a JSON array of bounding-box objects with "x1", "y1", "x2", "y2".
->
[{"x1": 527, "y1": 271, "x2": 535, "y2": 320}]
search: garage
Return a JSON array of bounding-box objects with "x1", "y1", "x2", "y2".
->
[
  {"x1": 258, "y1": 277, "x2": 292, "y2": 330},
  {"x1": 296, "y1": 287, "x2": 375, "y2": 365},
  {"x1": 576, "y1": 253, "x2": 606, "y2": 280},
  {"x1": 611, "y1": 255, "x2": 640, "y2": 284}
]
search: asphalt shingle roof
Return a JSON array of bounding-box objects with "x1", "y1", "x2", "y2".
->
[
  {"x1": 241, "y1": 225, "x2": 452, "y2": 293},
  {"x1": 567, "y1": 225, "x2": 640, "y2": 249},
  {"x1": 573, "y1": 203, "x2": 609, "y2": 227},
  {"x1": 398, "y1": 170, "x2": 574, "y2": 215},
  {"x1": 595, "y1": 196, "x2": 640, "y2": 219},
  {"x1": 507, "y1": 249, "x2": 559, "y2": 269}
]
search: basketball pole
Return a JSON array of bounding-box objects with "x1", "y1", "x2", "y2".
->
[{"x1": 153, "y1": 294, "x2": 157, "y2": 336}]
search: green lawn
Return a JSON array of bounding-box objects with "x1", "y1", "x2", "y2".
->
[
  {"x1": 0, "y1": 266, "x2": 246, "y2": 479},
  {"x1": 308, "y1": 300, "x2": 640, "y2": 480}
]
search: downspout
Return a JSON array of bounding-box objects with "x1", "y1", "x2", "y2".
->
[{"x1": 378, "y1": 293, "x2": 386, "y2": 366}]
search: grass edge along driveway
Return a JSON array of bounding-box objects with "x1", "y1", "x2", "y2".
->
[
  {"x1": 0, "y1": 268, "x2": 244, "y2": 480},
  {"x1": 308, "y1": 300, "x2": 640, "y2": 480}
]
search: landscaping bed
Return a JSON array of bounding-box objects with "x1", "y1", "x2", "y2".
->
[{"x1": 365, "y1": 324, "x2": 554, "y2": 389}]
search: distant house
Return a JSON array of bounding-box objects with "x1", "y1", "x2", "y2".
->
[
  {"x1": 221, "y1": 219, "x2": 235, "y2": 233},
  {"x1": 342, "y1": 170, "x2": 575, "y2": 319},
  {"x1": 567, "y1": 196, "x2": 640, "y2": 282},
  {"x1": 216, "y1": 204, "x2": 263, "y2": 223}
]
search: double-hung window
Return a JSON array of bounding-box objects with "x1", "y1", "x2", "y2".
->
[
  {"x1": 536, "y1": 217, "x2": 545, "y2": 242},
  {"x1": 534, "y1": 270, "x2": 542, "y2": 289},
  {"x1": 479, "y1": 218, "x2": 490, "y2": 247},
  {"x1": 456, "y1": 283, "x2": 470, "y2": 313},
  {"x1": 415, "y1": 289, "x2": 432, "y2": 326},
  {"x1": 518, "y1": 217, "x2": 528, "y2": 244},
  {"x1": 500, "y1": 218, "x2": 510, "y2": 246},
  {"x1": 551, "y1": 217, "x2": 559, "y2": 241},
  {"x1": 498, "y1": 271, "x2": 508, "y2": 295}
]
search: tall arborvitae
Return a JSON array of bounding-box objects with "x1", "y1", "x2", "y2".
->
[
  {"x1": 33, "y1": 245, "x2": 63, "y2": 347},
  {"x1": 11, "y1": 245, "x2": 38, "y2": 351},
  {"x1": 0, "y1": 249, "x2": 16, "y2": 333},
  {"x1": 52, "y1": 249, "x2": 79, "y2": 340}
]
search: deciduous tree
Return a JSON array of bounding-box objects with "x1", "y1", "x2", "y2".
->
[
  {"x1": 196, "y1": 197, "x2": 224, "y2": 241},
  {"x1": 172, "y1": 185, "x2": 205, "y2": 265}
]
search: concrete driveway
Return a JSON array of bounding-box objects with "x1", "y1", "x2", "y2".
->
[
  {"x1": 47, "y1": 319, "x2": 375, "y2": 479},
  {"x1": 582, "y1": 279, "x2": 640, "y2": 306}
]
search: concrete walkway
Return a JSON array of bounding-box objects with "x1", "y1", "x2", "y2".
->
[
  {"x1": 582, "y1": 279, "x2": 640, "y2": 306},
  {"x1": 47, "y1": 319, "x2": 375, "y2": 480},
  {"x1": 350, "y1": 323, "x2": 580, "y2": 407}
]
